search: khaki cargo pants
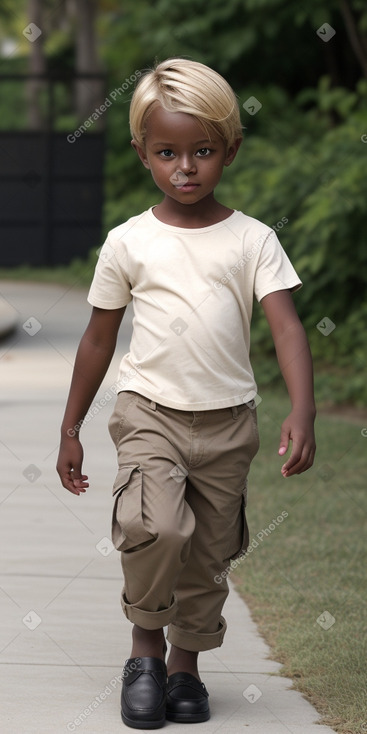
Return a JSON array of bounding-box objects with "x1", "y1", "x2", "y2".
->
[{"x1": 108, "y1": 390, "x2": 259, "y2": 652}]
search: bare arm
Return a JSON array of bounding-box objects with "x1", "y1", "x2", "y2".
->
[
  {"x1": 57, "y1": 306, "x2": 126, "y2": 495},
  {"x1": 261, "y1": 290, "x2": 316, "y2": 477}
]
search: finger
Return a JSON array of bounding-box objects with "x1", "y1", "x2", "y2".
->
[
  {"x1": 295, "y1": 446, "x2": 316, "y2": 475},
  {"x1": 62, "y1": 477, "x2": 86, "y2": 495},
  {"x1": 61, "y1": 469, "x2": 89, "y2": 495},
  {"x1": 72, "y1": 474, "x2": 89, "y2": 486},
  {"x1": 70, "y1": 468, "x2": 89, "y2": 492},
  {"x1": 282, "y1": 444, "x2": 314, "y2": 477},
  {"x1": 281, "y1": 439, "x2": 305, "y2": 476},
  {"x1": 278, "y1": 426, "x2": 290, "y2": 457}
]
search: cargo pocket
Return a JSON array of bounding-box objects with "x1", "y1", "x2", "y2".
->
[
  {"x1": 111, "y1": 464, "x2": 155, "y2": 552},
  {"x1": 224, "y1": 481, "x2": 250, "y2": 563}
]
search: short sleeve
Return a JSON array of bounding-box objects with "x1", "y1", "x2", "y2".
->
[
  {"x1": 254, "y1": 229, "x2": 302, "y2": 303},
  {"x1": 87, "y1": 236, "x2": 132, "y2": 309}
]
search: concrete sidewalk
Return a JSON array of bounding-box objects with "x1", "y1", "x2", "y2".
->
[{"x1": 0, "y1": 281, "x2": 336, "y2": 734}]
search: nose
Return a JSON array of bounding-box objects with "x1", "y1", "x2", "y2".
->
[{"x1": 179, "y1": 154, "x2": 197, "y2": 174}]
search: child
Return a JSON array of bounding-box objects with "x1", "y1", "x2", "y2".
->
[{"x1": 57, "y1": 57, "x2": 316, "y2": 729}]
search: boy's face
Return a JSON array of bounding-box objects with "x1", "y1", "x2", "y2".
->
[{"x1": 131, "y1": 104, "x2": 241, "y2": 206}]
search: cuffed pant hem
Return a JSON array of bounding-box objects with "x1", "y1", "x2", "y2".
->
[
  {"x1": 121, "y1": 591, "x2": 178, "y2": 629},
  {"x1": 166, "y1": 615, "x2": 227, "y2": 652}
]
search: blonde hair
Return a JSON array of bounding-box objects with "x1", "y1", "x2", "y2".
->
[{"x1": 129, "y1": 57, "x2": 243, "y2": 152}]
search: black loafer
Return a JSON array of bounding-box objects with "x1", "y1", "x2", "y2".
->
[
  {"x1": 166, "y1": 672, "x2": 210, "y2": 723},
  {"x1": 121, "y1": 656, "x2": 167, "y2": 729}
]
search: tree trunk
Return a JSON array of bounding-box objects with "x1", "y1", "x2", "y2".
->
[
  {"x1": 339, "y1": 0, "x2": 367, "y2": 80},
  {"x1": 26, "y1": 0, "x2": 46, "y2": 129},
  {"x1": 73, "y1": 0, "x2": 104, "y2": 125}
]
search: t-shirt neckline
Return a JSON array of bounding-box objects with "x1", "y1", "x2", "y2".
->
[{"x1": 148, "y1": 206, "x2": 239, "y2": 233}]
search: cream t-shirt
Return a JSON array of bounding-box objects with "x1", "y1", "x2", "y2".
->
[{"x1": 87, "y1": 207, "x2": 302, "y2": 410}]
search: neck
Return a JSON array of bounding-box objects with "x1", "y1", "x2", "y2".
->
[{"x1": 153, "y1": 194, "x2": 233, "y2": 228}]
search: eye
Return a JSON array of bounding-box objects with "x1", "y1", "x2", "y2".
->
[
  {"x1": 158, "y1": 149, "x2": 175, "y2": 158},
  {"x1": 196, "y1": 148, "x2": 212, "y2": 157}
]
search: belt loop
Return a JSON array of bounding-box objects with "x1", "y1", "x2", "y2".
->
[
  {"x1": 149, "y1": 399, "x2": 157, "y2": 411},
  {"x1": 231, "y1": 405, "x2": 239, "y2": 419}
]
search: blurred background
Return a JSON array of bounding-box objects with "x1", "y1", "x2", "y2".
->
[{"x1": 0, "y1": 0, "x2": 366, "y2": 407}]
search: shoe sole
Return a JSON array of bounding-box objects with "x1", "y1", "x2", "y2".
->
[
  {"x1": 122, "y1": 710, "x2": 166, "y2": 729},
  {"x1": 166, "y1": 710, "x2": 210, "y2": 723}
]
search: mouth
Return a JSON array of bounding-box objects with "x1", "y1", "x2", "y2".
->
[{"x1": 175, "y1": 183, "x2": 200, "y2": 191}]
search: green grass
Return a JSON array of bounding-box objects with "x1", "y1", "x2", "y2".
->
[{"x1": 232, "y1": 390, "x2": 367, "y2": 734}]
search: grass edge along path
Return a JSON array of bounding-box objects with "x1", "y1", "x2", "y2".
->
[{"x1": 230, "y1": 396, "x2": 367, "y2": 734}]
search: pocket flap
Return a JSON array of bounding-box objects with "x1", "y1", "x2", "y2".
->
[
  {"x1": 111, "y1": 463, "x2": 154, "y2": 552},
  {"x1": 112, "y1": 464, "x2": 140, "y2": 496}
]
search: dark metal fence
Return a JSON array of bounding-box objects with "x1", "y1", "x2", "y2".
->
[{"x1": 0, "y1": 73, "x2": 106, "y2": 266}]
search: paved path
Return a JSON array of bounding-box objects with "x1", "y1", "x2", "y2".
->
[{"x1": 0, "y1": 281, "x2": 336, "y2": 734}]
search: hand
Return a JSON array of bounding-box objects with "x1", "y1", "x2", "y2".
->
[
  {"x1": 56, "y1": 436, "x2": 89, "y2": 495},
  {"x1": 278, "y1": 409, "x2": 316, "y2": 478}
]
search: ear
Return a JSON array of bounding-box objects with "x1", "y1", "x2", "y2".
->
[
  {"x1": 224, "y1": 137, "x2": 242, "y2": 167},
  {"x1": 131, "y1": 139, "x2": 150, "y2": 170}
]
